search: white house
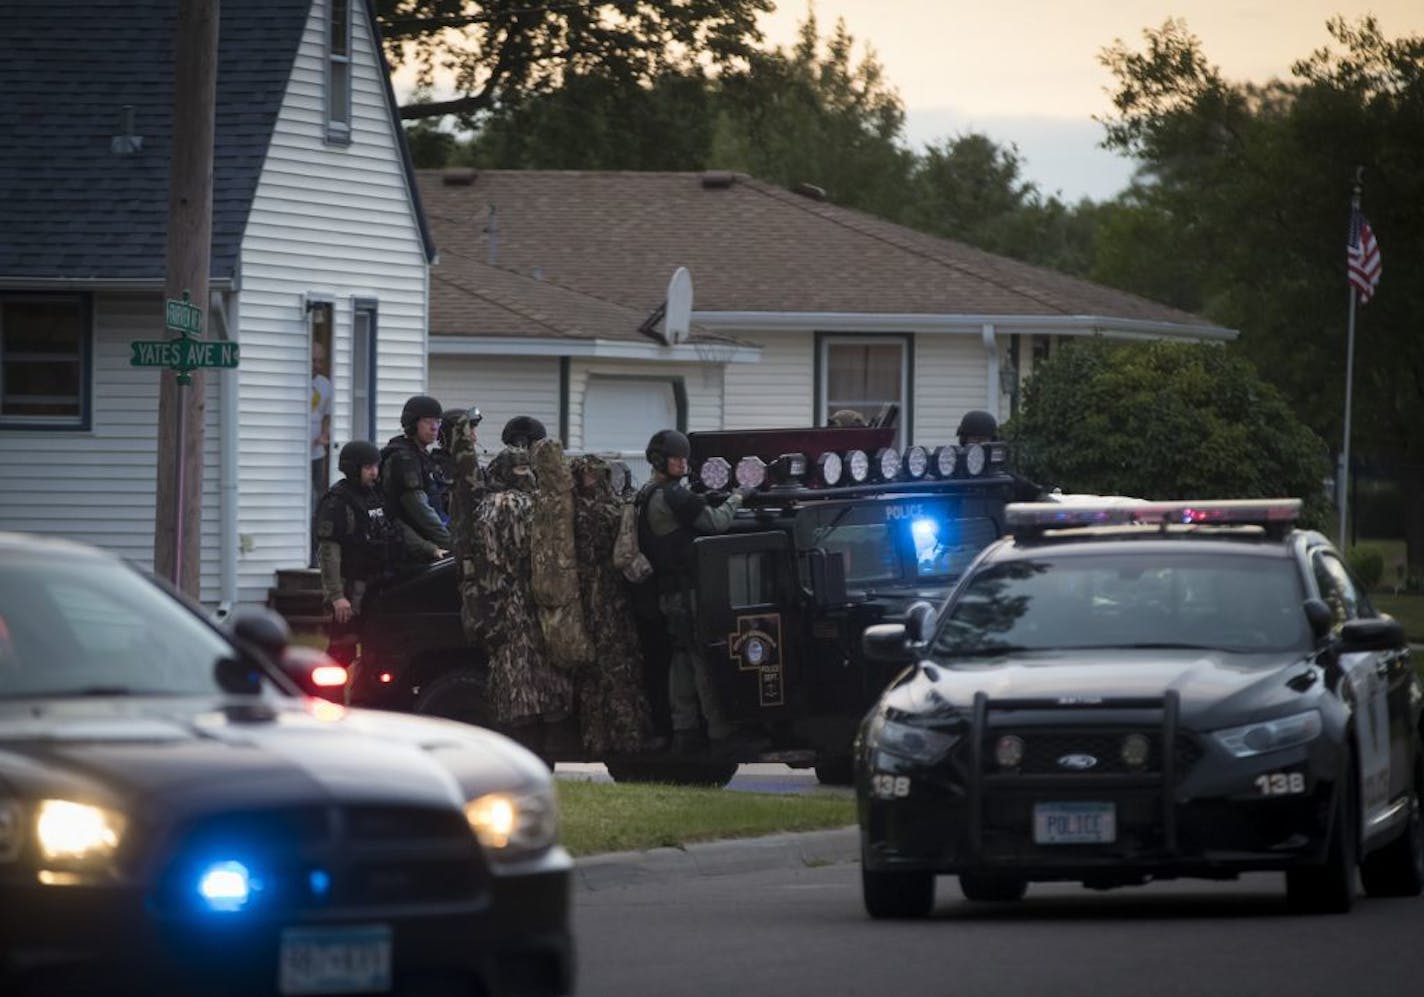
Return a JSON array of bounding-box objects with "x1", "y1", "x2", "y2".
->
[
  {"x1": 417, "y1": 169, "x2": 1236, "y2": 479},
  {"x1": 0, "y1": 0, "x2": 435, "y2": 607}
]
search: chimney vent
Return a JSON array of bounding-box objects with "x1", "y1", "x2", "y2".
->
[
  {"x1": 700, "y1": 170, "x2": 735, "y2": 189},
  {"x1": 443, "y1": 167, "x2": 477, "y2": 186}
]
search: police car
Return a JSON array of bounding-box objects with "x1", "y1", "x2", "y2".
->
[
  {"x1": 0, "y1": 533, "x2": 572, "y2": 995},
  {"x1": 856, "y1": 499, "x2": 1423, "y2": 916}
]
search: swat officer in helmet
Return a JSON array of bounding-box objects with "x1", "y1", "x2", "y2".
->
[
  {"x1": 381, "y1": 395, "x2": 452, "y2": 560},
  {"x1": 430, "y1": 406, "x2": 481, "y2": 525},
  {"x1": 315, "y1": 440, "x2": 401, "y2": 661},
  {"x1": 637, "y1": 428, "x2": 758, "y2": 755},
  {"x1": 956, "y1": 409, "x2": 1045, "y2": 502}
]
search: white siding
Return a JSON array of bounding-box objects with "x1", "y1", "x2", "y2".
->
[
  {"x1": 429, "y1": 355, "x2": 560, "y2": 453},
  {"x1": 913, "y1": 334, "x2": 989, "y2": 446},
  {"x1": 0, "y1": 293, "x2": 226, "y2": 597},
  {"x1": 722, "y1": 331, "x2": 813, "y2": 430},
  {"x1": 231, "y1": 0, "x2": 428, "y2": 603}
]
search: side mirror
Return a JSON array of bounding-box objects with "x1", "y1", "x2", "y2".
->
[
  {"x1": 863, "y1": 623, "x2": 916, "y2": 664},
  {"x1": 904, "y1": 601, "x2": 936, "y2": 645},
  {"x1": 1302, "y1": 599, "x2": 1333, "y2": 641},
  {"x1": 228, "y1": 606, "x2": 292, "y2": 661},
  {"x1": 215, "y1": 656, "x2": 262, "y2": 695},
  {"x1": 1339, "y1": 616, "x2": 1406, "y2": 653},
  {"x1": 806, "y1": 548, "x2": 847, "y2": 608}
]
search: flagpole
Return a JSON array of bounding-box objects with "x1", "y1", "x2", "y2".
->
[{"x1": 1338, "y1": 168, "x2": 1363, "y2": 547}]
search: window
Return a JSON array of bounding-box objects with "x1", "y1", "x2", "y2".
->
[
  {"x1": 1312, "y1": 552, "x2": 1371, "y2": 627},
  {"x1": 728, "y1": 552, "x2": 776, "y2": 608},
  {"x1": 819, "y1": 335, "x2": 908, "y2": 443},
  {"x1": 325, "y1": 0, "x2": 352, "y2": 144},
  {"x1": 0, "y1": 294, "x2": 89, "y2": 428},
  {"x1": 352, "y1": 300, "x2": 377, "y2": 442}
]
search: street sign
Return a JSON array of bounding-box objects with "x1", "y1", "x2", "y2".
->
[
  {"x1": 131, "y1": 338, "x2": 240, "y2": 370},
  {"x1": 165, "y1": 292, "x2": 204, "y2": 336}
]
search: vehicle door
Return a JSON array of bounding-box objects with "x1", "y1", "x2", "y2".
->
[
  {"x1": 1311, "y1": 550, "x2": 1403, "y2": 833},
  {"x1": 692, "y1": 532, "x2": 801, "y2": 723}
]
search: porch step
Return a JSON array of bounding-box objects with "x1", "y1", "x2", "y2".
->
[
  {"x1": 275, "y1": 568, "x2": 323, "y2": 592},
  {"x1": 268, "y1": 571, "x2": 328, "y2": 634}
]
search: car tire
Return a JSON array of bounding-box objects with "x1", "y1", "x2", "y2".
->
[
  {"x1": 606, "y1": 758, "x2": 739, "y2": 788},
  {"x1": 814, "y1": 756, "x2": 854, "y2": 786},
  {"x1": 862, "y1": 864, "x2": 935, "y2": 919},
  {"x1": 412, "y1": 668, "x2": 492, "y2": 728},
  {"x1": 958, "y1": 872, "x2": 1028, "y2": 902},
  {"x1": 1286, "y1": 766, "x2": 1357, "y2": 915},
  {"x1": 1359, "y1": 755, "x2": 1424, "y2": 898}
]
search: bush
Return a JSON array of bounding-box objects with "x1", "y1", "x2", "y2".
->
[{"x1": 1347, "y1": 546, "x2": 1385, "y2": 592}]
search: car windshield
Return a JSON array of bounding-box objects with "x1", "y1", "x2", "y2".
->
[
  {"x1": 796, "y1": 498, "x2": 999, "y2": 585},
  {"x1": 0, "y1": 552, "x2": 239, "y2": 699},
  {"x1": 932, "y1": 549, "x2": 1312, "y2": 657}
]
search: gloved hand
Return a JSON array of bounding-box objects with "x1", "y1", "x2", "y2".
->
[{"x1": 734, "y1": 485, "x2": 757, "y2": 502}]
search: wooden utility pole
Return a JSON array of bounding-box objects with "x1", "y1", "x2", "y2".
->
[{"x1": 154, "y1": 0, "x2": 218, "y2": 597}]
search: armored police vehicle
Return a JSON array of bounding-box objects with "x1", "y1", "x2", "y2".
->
[{"x1": 348, "y1": 424, "x2": 1016, "y2": 786}]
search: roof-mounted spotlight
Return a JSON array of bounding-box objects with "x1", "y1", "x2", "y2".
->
[
  {"x1": 964, "y1": 443, "x2": 987, "y2": 477},
  {"x1": 844, "y1": 449, "x2": 870, "y2": 484},
  {"x1": 902, "y1": 445, "x2": 928, "y2": 480},
  {"x1": 735, "y1": 455, "x2": 767, "y2": 490},
  {"x1": 873, "y1": 447, "x2": 901, "y2": 482},
  {"x1": 769, "y1": 452, "x2": 808, "y2": 487},
  {"x1": 698, "y1": 456, "x2": 731, "y2": 490},
  {"x1": 931, "y1": 445, "x2": 957, "y2": 479},
  {"x1": 817, "y1": 451, "x2": 843, "y2": 487}
]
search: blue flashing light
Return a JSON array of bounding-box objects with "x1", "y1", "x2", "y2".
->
[
  {"x1": 198, "y1": 860, "x2": 257, "y2": 912},
  {"x1": 910, "y1": 518, "x2": 939, "y2": 544},
  {"x1": 308, "y1": 868, "x2": 332, "y2": 898}
]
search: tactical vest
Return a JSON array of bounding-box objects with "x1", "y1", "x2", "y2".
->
[
  {"x1": 636, "y1": 481, "x2": 708, "y2": 582},
  {"x1": 428, "y1": 448, "x2": 456, "y2": 525},
  {"x1": 380, "y1": 435, "x2": 436, "y2": 530},
  {"x1": 317, "y1": 480, "x2": 402, "y2": 581}
]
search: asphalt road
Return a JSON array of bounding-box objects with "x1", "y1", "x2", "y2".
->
[{"x1": 574, "y1": 863, "x2": 1424, "y2": 996}]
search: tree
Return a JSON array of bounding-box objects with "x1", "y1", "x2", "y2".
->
[
  {"x1": 1006, "y1": 339, "x2": 1331, "y2": 528},
  {"x1": 375, "y1": 0, "x2": 771, "y2": 123},
  {"x1": 1095, "y1": 17, "x2": 1424, "y2": 573}
]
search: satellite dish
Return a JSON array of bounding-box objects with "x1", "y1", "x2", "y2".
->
[{"x1": 663, "y1": 267, "x2": 693, "y2": 345}]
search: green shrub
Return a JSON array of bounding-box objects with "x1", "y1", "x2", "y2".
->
[{"x1": 1347, "y1": 546, "x2": 1385, "y2": 592}]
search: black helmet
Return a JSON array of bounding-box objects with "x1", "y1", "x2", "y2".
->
[
  {"x1": 337, "y1": 440, "x2": 381, "y2": 478},
  {"x1": 501, "y1": 415, "x2": 547, "y2": 448},
  {"x1": 645, "y1": 429, "x2": 691, "y2": 473},
  {"x1": 400, "y1": 394, "x2": 444, "y2": 433},
  {"x1": 956, "y1": 409, "x2": 998, "y2": 444}
]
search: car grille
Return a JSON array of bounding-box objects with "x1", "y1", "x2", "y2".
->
[
  {"x1": 979, "y1": 728, "x2": 1203, "y2": 776},
  {"x1": 151, "y1": 804, "x2": 487, "y2": 915}
]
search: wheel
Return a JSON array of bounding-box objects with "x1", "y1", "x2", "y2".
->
[
  {"x1": 862, "y1": 864, "x2": 935, "y2": 919},
  {"x1": 813, "y1": 756, "x2": 854, "y2": 786},
  {"x1": 605, "y1": 757, "x2": 739, "y2": 788},
  {"x1": 1286, "y1": 766, "x2": 1357, "y2": 914},
  {"x1": 412, "y1": 668, "x2": 491, "y2": 728},
  {"x1": 1360, "y1": 754, "x2": 1424, "y2": 898},
  {"x1": 959, "y1": 872, "x2": 1028, "y2": 902}
]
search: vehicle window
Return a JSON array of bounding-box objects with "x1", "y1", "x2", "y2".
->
[
  {"x1": 795, "y1": 499, "x2": 998, "y2": 586},
  {"x1": 728, "y1": 551, "x2": 777, "y2": 607},
  {"x1": 912, "y1": 516, "x2": 999, "y2": 579},
  {"x1": 0, "y1": 555, "x2": 238, "y2": 698},
  {"x1": 932, "y1": 550, "x2": 1311, "y2": 657},
  {"x1": 1311, "y1": 552, "x2": 1366, "y2": 627}
]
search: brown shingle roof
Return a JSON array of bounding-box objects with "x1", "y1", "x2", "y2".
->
[{"x1": 419, "y1": 170, "x2": 1218, "y2": 330}]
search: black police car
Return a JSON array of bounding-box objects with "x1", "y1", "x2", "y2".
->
[
  {"x1": 349, "y1": 424, "x2": 1015, "y2": 786},
  {"x1": 856, "y1": 499, "x2": 1423, "y2": 916},
  {"x1": 0, "y1": 533, "x2": 572, "y2": 995}
]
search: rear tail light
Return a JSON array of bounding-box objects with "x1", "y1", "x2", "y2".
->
[{"x1": 311, "y1": 665, "x2": 348, "y2": 688}]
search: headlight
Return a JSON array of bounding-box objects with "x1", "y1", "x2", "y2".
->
[
  {"x1": 465, "y1": 788, "x2": 558, "y2": 858},
  {"x1": 869, "y1": 714, "x2": 960, "y2": 764},
  {"x1": 36, "y1": 800, "x2": 126, "y2": 863},
  {"x1": 1212, "y1": 710, "x2": 1322, "y2": 759}
]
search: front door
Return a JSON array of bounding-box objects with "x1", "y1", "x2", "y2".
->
[{"x1": 692, "y1": 532, "x2": 801, "y2": 724}]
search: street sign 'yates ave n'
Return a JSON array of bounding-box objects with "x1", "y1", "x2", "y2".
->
[{"x1": 130, "y1": 290, "x2": 239, "y2": 384}]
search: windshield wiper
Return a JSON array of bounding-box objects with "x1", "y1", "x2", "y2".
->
[{"x1": 936, "y1": 644, "x2": 1033, "y2": 658}]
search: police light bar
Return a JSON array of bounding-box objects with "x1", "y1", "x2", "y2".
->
[{"x1": 1007, "y1": 499, "x2": 1302, "y2": 532}]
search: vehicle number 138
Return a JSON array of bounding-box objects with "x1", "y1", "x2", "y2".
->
[{"x1": 1254, "y1": 772, "x2": 1305, "y2": 796}]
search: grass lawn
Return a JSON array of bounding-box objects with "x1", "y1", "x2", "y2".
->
[
  {"x1": 556, "y1": 780, "x2": 855, "y2": 857},
  {"x1": 1374, "y1": 592, "x2": 1424, "y2": 644}
]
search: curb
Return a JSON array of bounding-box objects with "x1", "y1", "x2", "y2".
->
[{"x1": 573, "y1": 825, "x2": 860, "y2": 892}]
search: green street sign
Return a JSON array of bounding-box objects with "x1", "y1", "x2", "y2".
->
[
  {"x1": 130, "y1": 337, "x2": 240, "y2": 374},
  {"x1": 165, "y1": 292, "x2": 204, "y2": 336}
]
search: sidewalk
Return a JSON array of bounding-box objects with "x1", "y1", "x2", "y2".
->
[{"x1": 573, "y1": 825, "x2": 860, "y2": 893}]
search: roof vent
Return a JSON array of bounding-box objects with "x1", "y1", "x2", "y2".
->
[
  {"x1": 442, "y1": 168, "x2": 477, "y2": 186},
  {"x1": 792, "y1": 182, "x2": 827, "y2": 201},
  {"x1": 700, "y1": 171, "x2": 736, "y2": 189},
  {"x1": 110, "y1": 105, "x2": 143, "y2": 156}
]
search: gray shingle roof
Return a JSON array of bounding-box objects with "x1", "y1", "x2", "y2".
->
[
  {"x1": 419, "y1": 170, "x2": 1221, "y2": 330},
  {"x1": 0, "y1": 0, "x2": 433, "y2": 283}
]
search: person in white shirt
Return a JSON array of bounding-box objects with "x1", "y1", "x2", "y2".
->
[{"x1": 311, "y1": 340, "x2": 333, "y2": 509}]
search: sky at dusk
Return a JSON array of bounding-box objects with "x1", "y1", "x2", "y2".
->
[{"x1": 392, "y1": 1, "x2": 1424, "y2": 203}]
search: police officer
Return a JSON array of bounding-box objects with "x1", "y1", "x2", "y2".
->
[
  {"x1": 957, "y1": 409, "x2": 1044, "y2": 502},
  {"x1": 431, "y1": 406, "x2": 481, "y2": 525},
  {"x1": 501, "y1": 415, "x2": 547, "y2": 449},
  {"x1": 381, "y1": 394, "x2": 451, "y2": 557},
  {"x1": 315, "y1": 441, "x2": 399, "y2": 661},
  {"x1": 637, "y1": 429, "x2": 757, "y2": 756}
]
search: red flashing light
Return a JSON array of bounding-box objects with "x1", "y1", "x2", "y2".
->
[
  {"x1": 378, "y1": 672, "x2": 393, "y2": 684},
  {"x1": 311, "y1": 664, "x2": 349, "y2": 688}
]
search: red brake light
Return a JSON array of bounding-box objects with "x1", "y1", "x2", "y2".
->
[{"x1": 311, "y1": 664, "x2": 348, "y2": 688}]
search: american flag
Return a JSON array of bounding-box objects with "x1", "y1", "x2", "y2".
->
[{"x1": 1347, "y1": 208, "x2": 1382, "y2": 304}]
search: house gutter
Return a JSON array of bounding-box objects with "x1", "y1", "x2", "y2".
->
[
  {"x1": 214, "y1": 290, "x2": 240, "y2": 613},
  {"x1": 688, "y1": 311, "x2": 1237, "y2": 341},
  {"x1": 0, "y1": 277, "x2": 237, "y2": 291},
  {"x1": 427, "y1": 336, "x2": 761, "y2": 362}
]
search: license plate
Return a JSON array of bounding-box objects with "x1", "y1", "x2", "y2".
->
[
  {"x1": 1033, "y1": 802, "x2": 1116, "y2": 844},
  {"x1": 279, "y1": 924, "x2": 393, "y2": 995}
]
